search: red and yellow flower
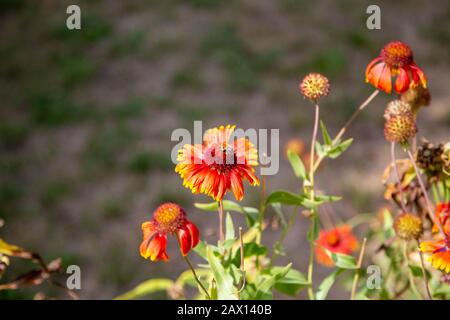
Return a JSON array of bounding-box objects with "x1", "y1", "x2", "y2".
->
[
  {"x1": 432, "y1": 202, "x2": 450, "y2": 235},
  {"x1": 175, "y1": 125, "x2": 259, "y2": 201},
  {"x1": 420, "y1": 239, "x2": 450, "y2": 273},
  {"x1": 140, "y1": 203, "x2": 199, "y2": 262},
  {"x1": 365, "y1": 41, "x2": 427, "y2": 94},
  {"x1": 315, "y1": 225, "x2": 359, "y2": 267}
]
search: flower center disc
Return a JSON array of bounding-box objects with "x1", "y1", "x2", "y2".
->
[
  {"x1": 381, "y1": 41, "x2": 413, "y2": 69},
  {"x1": 204, "y1": 143, "x2": 236, "y2": 170},
  {"x1": 153, "y1": 203, "x2": 185, "y2": 233},
  {"x1": 326, "y1": 232, "x2": 340, "y2": 246}
]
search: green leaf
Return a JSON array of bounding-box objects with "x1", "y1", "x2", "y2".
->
[
  {"x1": 287, "y1": 149, "x2": 307, "y2": 180},
  {"x1": 255, "y1": 264, "x2": 291, "y2": 299},
  {"x1": 243, "y1": 243, "x2": 268, "y2": 258},
  {"x1": 315, "y1": 141, "x2": 325, "y2": 158},
  {"x1": 315, "y1": 269, "x2": 344, "y2": 300},
  {"x1": 326, "y1": 138, "x2": 353, "y2": 159},
  {"x1": 320, "y1": 120, "x2": 332, "y2": 145},
  {"x1": 273, "y1": 268, "x2": 309, "y2": 296},
  {"x1": 302, "y1": 194, "x2": 342, "y2": 208},
  {"x1": 324, "y1": 249, "x2": 358, "y2": 269},
  {"x1": 225, "y1": 213, "x2": 235, "y2": 240},
  {"x1": 265, "y1": 190, "x2": 307, "y2": 206},
  {"x1": 193, "y1": 240, "x2": 208, "y2": 261},
  {"x1": 207, "y1": 246, "x2": 238, "y2": 300},
  {"x1": 114, "y1": 278, "x2": 174, "y2": 300},
  {"x1": 408, "y1": 264, "x2": 431, "y2": 279}
]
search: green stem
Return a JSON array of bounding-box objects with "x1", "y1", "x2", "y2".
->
[
  {"x1": 183, "y1": 255, "x2": 211, "y2": 300},
  {"x1": 306, "y1": 103, "x2": 320, "y2": 300},
  {"x1": 402, "y1": 241, "x2": 422, "y2": 299},
  {"x1": 417, "y1": 240, "x2": 432, "y2": 300},
  {"x1": 307, "y1": 214, "x2": 317, "y2": 300},
  {"x1": 270, "y1": 206, "x2": 298, "y2": 265},
  {"x1": 218, "y1": 200, "x2": 224, "y2": 244},
  {"x1": 350, "y1": 238, "x2": 367, "y2": 300}
]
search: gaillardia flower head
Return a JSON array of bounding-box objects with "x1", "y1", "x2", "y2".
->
[
  {"x1": 394, "y1": 213, "x2": 423, "y2": 240},
  {"x1": 365, "y1": 41, "x2": 427, "y2": 94},
  {"x1": 384, "y1": 112, "x2": 417, "y2": 144},
  {"x1": 299, "y1": 73, "x2": 330, "y2": 102},
  {"x1": 140, "y1": 203, "x2": 199, "y2": 261},
  {"x1": 315, "y1": 225, "x2": 359, "y2": 267},
  {"x1": 420, "y1": 239, "x2": 450, "y2": 273},
  {"x1": 175, "y1": 125, "x2": 259, "y2": 201}
]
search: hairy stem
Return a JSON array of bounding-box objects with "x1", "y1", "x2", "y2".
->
[
  {"x1": 306, "y1": 103, "x2": 320, "y2": 300},
  {"x1": 310, "y1": 103, "x2": 320, "y2": 198},
  {"x1": 307, "y1": 215, "x2": 316, "y2": 300}
]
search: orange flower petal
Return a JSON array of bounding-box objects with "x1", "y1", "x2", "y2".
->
[
  {"x1": 365, "y1": 57, "x2": 383, "y2": 82},
  {"x1": 377, "y1": 64, "x2": 392, "y2": 93},
  {"x1": 230, "y1": 171, "x2": 244, "y2": 201},
  {"x1": 394, "y1": 68, "x2": 410, "y2": 93},
  {"x1": 141, "y1": 233, "x2": 168, "y2": 261},
  {"x1": 410, "y1": 64, "x2": 427, "y2": 88}
]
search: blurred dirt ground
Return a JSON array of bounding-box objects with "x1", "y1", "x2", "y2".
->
[{"x1": 0, "y1": 0, "x2": 449, "y2": 299}]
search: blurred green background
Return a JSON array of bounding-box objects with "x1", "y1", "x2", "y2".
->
[{"x1": 0, "y1": 0, "x2": 449, "y2": 299}]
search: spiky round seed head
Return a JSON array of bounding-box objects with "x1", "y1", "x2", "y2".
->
[
  {"x1": 394, "y1": 213, "x2": 423, "y2": 240},
  {"x1": 384, "y1": 100, "x2": 413, "y2": 120},
  {"x1": 400, "y1": 85, "x2": 431, "y2": 113},
  {"x1": 299, "y1": 73, "x2": 330, "y2": 102},
  {"x1": 384, "y1": 113, "x2": 417, "y2": 143}
]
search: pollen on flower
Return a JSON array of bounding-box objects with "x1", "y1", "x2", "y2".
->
[
  {"x1": 394, "y1": 213, "x2": 423, "y2": 240},
  {"x1": 299, "y1": 73, "x2": 330, "y2": 102},
  {"x1": 381, "y1": 41, "x2": 413, "y2": 69},
  {"x1": 153, "y1": 203, "x2": 186, "y2": 233}
]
